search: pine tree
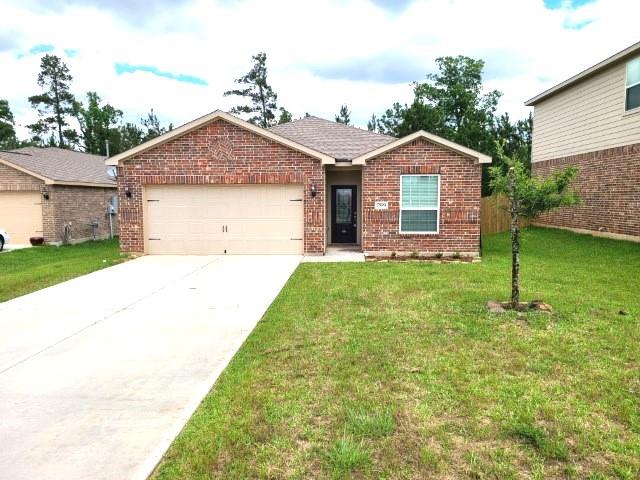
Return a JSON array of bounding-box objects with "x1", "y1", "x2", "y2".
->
[
  {"x1": 224, "y1": 52, "x2": 279, "y2": 128},
  {"x1": 367, "y1": 113, "x2": 378, "y2": 132},
  {"x1": 0, "y1": 99, "x2": 17, "y2": 148},
  {"x1": 140, "y1": 109, "x2": 172, "y2": 142},
  {"x1": 28, "y1": 54, "x2": 77, "y2": 148},
  {"x1": 335, "y1": 104, "x2": 351, "y2": 125},
  {"x1": 113, "y1": 123, "x2": 144, "y2": 154},
  {"x1": 73, "y1": 92, "x2": 123, "y2": 155},
  {"x1": 277, "y1": 107, "x2": 292, "y2": 124}
]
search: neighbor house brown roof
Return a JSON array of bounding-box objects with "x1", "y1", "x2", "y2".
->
[
  {"x1": 269, "y1": 115, "x2": 395, "y2": 160},
  {"x1": 0, "y1": 147, "x2": 116, "y2": 187}
]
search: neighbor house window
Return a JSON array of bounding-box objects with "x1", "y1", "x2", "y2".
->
[
  {"x1": 626, "y1": 57, "x2": 640, "y2": 111},
  {"x1": 400, "y1": 175, "x2": 440, "y2": 233}
]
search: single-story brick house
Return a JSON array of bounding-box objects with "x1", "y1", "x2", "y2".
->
[
  {"x1": 0, "y1": 147, "x2": 118, "y2": 245},
  {"x1": 107, "y1": 111, "x2": 490, "y2": 257}
]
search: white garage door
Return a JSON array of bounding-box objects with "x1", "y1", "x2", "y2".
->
[
  {"x1": 145, "y1": 185, "x2": 304, "y2": 255},
  {"x1": 0, "y1": 191, "x2": 44, "y2": 244}
]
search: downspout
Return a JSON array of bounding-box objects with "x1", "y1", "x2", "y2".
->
[
  {"x1": 108, "y1": 207, "x2": 113, "y2": 239},
  {"x1": 106, "y1": 140, "x2": 113, "y2": 239}
]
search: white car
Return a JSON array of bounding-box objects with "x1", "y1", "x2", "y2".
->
[{"x1": 0, "y1": 229, "x2": 9, "y2": 251}]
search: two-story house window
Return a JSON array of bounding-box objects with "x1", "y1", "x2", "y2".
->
[{"x1": 626, "y1": 57, "x2": 640, "y2": 111}]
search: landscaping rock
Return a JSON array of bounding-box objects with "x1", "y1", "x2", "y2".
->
[
  {"x1": 529, "y1": 300, "x2": 553, "y2": 314},
  {"x1": 486, "y1": 300, "x2": 506, "y2": 314}
]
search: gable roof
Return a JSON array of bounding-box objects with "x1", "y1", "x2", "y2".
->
[
  {"x1": 526, "y1": 41, "x2": 640, "y2": 106},
  {"x1": 351, "y1": 130, "x2": 492, "y2": 165},
  {"x1": 0, "y1": 147, "x2": 116, "y2": 187},
  {"x1": 269, "y1": 115, "x2": 394, "y2": 160},
  {"x1": 106, "y1": 110, "x2": 335, "y2": 166}
]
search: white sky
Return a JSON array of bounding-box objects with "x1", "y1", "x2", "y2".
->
[{"x1": 0, "y1": 0, "x2": 638, "y2": 138}]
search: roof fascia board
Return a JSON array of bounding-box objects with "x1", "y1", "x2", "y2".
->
[
  {"x1": 0, "y1": 158, "x2": 115, "y2": 187},
  {"x1": 351, "y1": 130, "x2": 492, "y2": 165},
  {"x1": 106, "y1": 110, "x2": 335, "y2": 166},
  {"x1": 51, "y1": 180, "x2": 116, "y2": 188},
  {"x1": 0, "y1": 158, "x2": 50, "y2": 183},
  {"x1": 525, "y1": 41, "x2": 640, "y2": 106}
]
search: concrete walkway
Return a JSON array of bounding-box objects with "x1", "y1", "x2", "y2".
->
[
  {"x1": 302, "y1": 245, "x2": 365, "y2": 263},
  {"x1": 0, "y1": 255, "x2": 300, "y2": 480}
]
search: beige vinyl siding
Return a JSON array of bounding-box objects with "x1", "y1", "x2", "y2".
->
[{"x1": 532, "y1": 61, "x2": 640, "y2": 162}]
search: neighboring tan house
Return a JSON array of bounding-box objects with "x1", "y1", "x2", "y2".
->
[
  {"x1": 0, "y1": 147, "x2": 118, "y2": 245},
  {"x1": 526, "y1": 41, "x2": 640, "y2": 241},
  {"x1": 107, "y1": 111, "x2": 490, "y2": 257}
]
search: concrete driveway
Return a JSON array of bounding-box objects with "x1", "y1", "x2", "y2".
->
[{"x1": 0, "y1": 255, "x2": 300, "y2": 480}]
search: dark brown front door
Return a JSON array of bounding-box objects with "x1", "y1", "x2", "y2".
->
[{"x1": 331, "y1": 185, "x2": 357, "y2": 243}]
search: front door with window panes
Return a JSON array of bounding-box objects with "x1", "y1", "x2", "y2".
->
[{"x1": 331, "y1": 185, "x2": 357, "y2": 243}]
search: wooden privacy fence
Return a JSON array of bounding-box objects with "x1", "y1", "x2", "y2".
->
[{"x1": 480, "y1": 194, "x2": 529, "y2": 235}]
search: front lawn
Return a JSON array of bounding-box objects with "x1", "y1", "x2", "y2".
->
[
  {"x1": 0, "y1": 239, "x2": 122, "y2": 302},
  {"x1": 153, "y1": 227, "x2": 639, "y2": 479}
]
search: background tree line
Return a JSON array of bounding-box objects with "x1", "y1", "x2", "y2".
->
[
  {"x1": 223, "y1": 53, "x2": 532, "y2": 195},
  {"x1": 1, "y1": 52, "x2": 532, "y2": 194},
  {"x1": 0, "y1": 54, "x2": 173, "y2": 156},
  {"x1": 365, "y1": 56, "x2": 532, "y2": 195}
]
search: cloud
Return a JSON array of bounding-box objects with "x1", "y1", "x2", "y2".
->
[
  {"x1": 563, "y1": 18, "x2": 593, "y2": 29},
  {"x1": 28, "y1": 43, "x2": 54, "y2": 55},
  {"x1": 2, "y1": 0, "x2": 639, "y2": 137},
  {"x1": 370, "y1": 0, "x2": 414, "y2": 13},
  {"x1": 114, "y1": 63, "x2": 208, "y2": 86},
  {"x1": 544, "y1": 0, "x2": 595, "y2": 9},
  {"x1": 0, "y1": 31, "x2": 20, "y2": 52},
  {"x1": 477, "y1": 49, "x2": 532, "y2": 81},
  {"x1": 21, "y1": 0, "x2": 193, "y2": 18},
  {"x1": 15, "y1": 43, "x2": 54, "y2": 59},
  {"x1": 308, "y1": 53, "x2": 428, "y2": 84}
]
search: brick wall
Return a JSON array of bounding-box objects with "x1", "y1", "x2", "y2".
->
[
  {"x1": 362, "y1": 138, "x2": 481, "y2": 256},
  {"x1": 117, "y1": 119, "x2": 325, "y2": 254},
  {"x1": 42, "y1": 185, "x2": 119, "y2": 243},
  {"x1": 0, "y1": 163, "x2": 43, "y2": 191},
  {"x1": 532, "y1": 143, "x2": 640, "y2": 239}
]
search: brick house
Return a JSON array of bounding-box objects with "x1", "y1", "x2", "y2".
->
[
  {"x1": 0, "y1": 147, "x2": 118, "y2": 245},
  {"x1": 526, "y1": 41, "x2": 640, "y2": 241},
  {"x1": 107, "y1": 111, "x2": 490, "y2": 257}
]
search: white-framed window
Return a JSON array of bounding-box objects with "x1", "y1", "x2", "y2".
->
[
  {"x1": 399, "y1": 174, "x2": 440, "y2": 234},
  {"x1": 626, "y1": 57, "x2": 640, "y2": 111}
]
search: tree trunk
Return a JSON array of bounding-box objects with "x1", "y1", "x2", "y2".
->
[
  {"x1": 508, "y1": 167, "x2": 520, "y2": 307},
  {"x1": 53, "y1": 76, "x2": 63, "y2": 148},
  {"x1": 258, "y1": 84, "x2": 267, "y2": 128}
]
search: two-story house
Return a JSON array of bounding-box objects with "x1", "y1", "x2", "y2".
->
[{"x1": 526, "y1": 41, "x2": 640, "y2": 241}]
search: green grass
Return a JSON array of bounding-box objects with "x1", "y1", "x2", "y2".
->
[
  {"x1": 0, "y1": 239, "x2": 123, "y2": 302},
  {"x1": 152, "y1": 227, "x2": 640, "y2": 479},
  {"x1": 345, "y1": 406, "x2": 395, "y2": 438},
  {"x1": 326, "y1": 436, "x2": 372, "y2": 477}
]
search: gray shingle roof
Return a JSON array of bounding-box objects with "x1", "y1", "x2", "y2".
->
[
  {"x1": 270, "y1": 116, "x2": 395, "y2": 160},
  {"x1": 0, "y1": 147, "x2": 116, "y2": 186}
]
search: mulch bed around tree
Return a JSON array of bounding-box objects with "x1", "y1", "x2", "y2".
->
[{"x1": 487, "y1": 299, "x2": 553, "y2": 314}]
